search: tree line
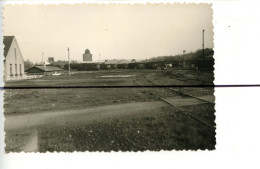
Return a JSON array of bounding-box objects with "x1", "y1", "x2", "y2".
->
[{"x1": 24, "y1": 48, "x2": 214, "y2": 71}]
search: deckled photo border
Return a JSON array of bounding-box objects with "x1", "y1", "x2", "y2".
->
[
  {"x1": 1, "y1": 0, "x2": 260, "y2": 169},
  {"x1": 2, "y1": 1, "x2": 216, "y2": 153}
]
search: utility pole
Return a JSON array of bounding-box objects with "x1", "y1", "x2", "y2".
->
[
  {"x1": 42, "y1": 52, "x2": 44, "y2": 62},
  {"x1": 99, "y1": 53, "x2": 101, "y2": 61},
  {"x1": 68, "y1": 47, "x2": 70, "y2": 76},
  {"x1": 183, "y1": 50, "x2": 186, "y2": 68},
  {"x1": 202, "y1": 29, "x2": 205, "y2": 61}
]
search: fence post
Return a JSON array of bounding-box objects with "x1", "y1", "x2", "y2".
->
[{"x1": 196, "y1": 67, "x2": 200, "y2": 76}]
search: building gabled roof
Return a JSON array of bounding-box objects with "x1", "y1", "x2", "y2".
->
[
  {"x1": 35, "y1": 66, "x2": 63, "y2": 71},
  {"x1": 104, "y1": 59, "x2": 135, "y2": 64},
  {"x1": 26, "y1": 66, "x2": 63, "y2": 72},
  {"x1": 116, "y1": 59, "x2": 133, "y2": 64},
  {"x1": 3, "y1": 36, "x2": 14, "y2": 57},
  {"x1": 104, "y1": 59, "x2": 121, "y2": 64},
  {"x1": 138, "y1": 59, "x2": 150, "y2": 63}
]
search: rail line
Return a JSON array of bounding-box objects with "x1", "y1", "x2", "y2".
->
[
  {"x1": 134, "y1": 78, "x2": 215, "y2": 129},
  {"x1": 165, "y1": 70, "x2": 212, "y2": 85},
  {"x1": 144, "y1": 76, "x2": 214, "y2": 104}
]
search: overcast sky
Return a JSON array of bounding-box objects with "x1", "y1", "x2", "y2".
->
[{"x1": 4, "y1": 4, "x2": 213, "y2": 63}]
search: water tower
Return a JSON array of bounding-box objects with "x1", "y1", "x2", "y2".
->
[{"x1": 83, "y1": 49, "x2": 92, "y2": 62}]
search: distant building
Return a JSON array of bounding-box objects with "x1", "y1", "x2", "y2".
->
[
  {"x1": 83, "y1": 49, "x2": 92, "y2": 62},
  {"x1": 48, "y1": 57, "x2": 55, "y2": 64},
  {"x1": 37, "y1": 61, "x2": 51, "y2": 66},
  {"x1": 25, "y1": 65, "x2": 63, "y2": 76},
  {"x1": 3, "y1": 36, "x2": 26, "y2": 81}
]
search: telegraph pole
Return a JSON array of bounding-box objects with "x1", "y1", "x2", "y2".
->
[
  {"x1": 68, "y1": 47, "x2": 70, "y2": 76},
  {"x1": 42, "y1": 52, "x2": 44, "y2": 62},
  {"x1": 183, "y1": 50, "x2": 186, "y2": 68},
  {"x1": 202, "y1": 29, "x2": 205, "y2": 61}
]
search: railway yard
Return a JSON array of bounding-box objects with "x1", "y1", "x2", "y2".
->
[{"x1": 4, "y1": 69, "x2": 215, "y2": 152}]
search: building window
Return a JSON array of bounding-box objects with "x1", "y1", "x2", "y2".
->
[
  {"x1": 15, "y1": 64, "x2": 17, "y2": 76},
  {"x1": 19, "y1": 64, "x2": 22, "y2": 75},
  {"x1": 10, "y1": 64, "x2": 13, "y2": 76},
  {"x1": 14, "y1": 48, "x2": 17, "y2": 64}
]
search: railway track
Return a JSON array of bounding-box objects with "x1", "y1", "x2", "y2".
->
[
  {"x1": 134, "y1": 78, "x2": 215, "y2": 129},
  {"x1": 144, "y1": 76, "x2": 214, "y2": 104},
  {"x1": 165, "y1": 70, "x2": 212, "y2": 85}
]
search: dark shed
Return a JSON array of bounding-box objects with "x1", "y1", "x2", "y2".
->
[{"x1": 25, "y1": 66, "x2": 63, "y2": 75}]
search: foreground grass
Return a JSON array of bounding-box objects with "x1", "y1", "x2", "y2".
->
[
  {"x1": 4, "y1": 87, "x2": 183, "y2": 115},
  {"x1": 5, "y1": 103, "x2": 215, "y2": 152},
  {"x1": 36, "y1": 106, "x2": 215, "y2": 152}
]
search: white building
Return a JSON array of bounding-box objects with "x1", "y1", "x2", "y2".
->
[{"x1": 3, "y1": 36, "x2": 26, "y2": 81}]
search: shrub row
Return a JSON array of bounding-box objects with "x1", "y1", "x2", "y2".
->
[{"x1": 62, "y1": 59, "x2": 214, "y2": 71}]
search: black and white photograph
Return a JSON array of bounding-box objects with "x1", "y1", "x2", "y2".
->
[{"x1": 3, "y1": 4, "x2": 215, "y2": 152}]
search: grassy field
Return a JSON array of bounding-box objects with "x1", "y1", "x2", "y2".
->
[
  {"x1": 4, "y1": 87, "x2": 184, "y2": 115},
  {"x1": 4, "y1": 69, "x2": 214, "y2": 87},
  {"x1": 4, "y1": 69, "x2": 215, "y2": 151},
  {"x1": 5, "y1": 70, "x2": 151, "y2": 87},
  {"x1": 37, "y1": 105, "x2": 215, "y2": 152},
  {"x1": 5, "y1": 103, "x2": 215, "y2": 152},
  {"x1": 4, "y1": 69, "x2": 214, "y2": 115}
]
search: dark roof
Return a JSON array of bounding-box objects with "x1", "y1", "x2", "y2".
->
[
  {"x1": 104, "y1": 59, "x2": 121, "y2": 64},
  {"x1": 36, "y1": 66, "x2": 63, "y2": 71},
  {"x1": 117, "y1": 59, "x2": 133, "y2": 64},
  {"x1": 3, "y1": 36, "x2": 14, "y2": 57},
  {"x1": 138, "y1": 59, "x2": 151, "y2": 63},
  {"x1": 104, "y1": 59, "x2": 134, "y2": 64},
  {"x1": 26, "y1": 66, "x2": 63, "y2": 72}
]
